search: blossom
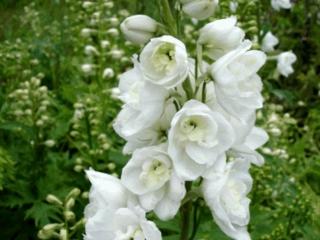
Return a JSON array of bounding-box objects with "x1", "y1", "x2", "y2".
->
[
  {"x1": 277, "y1": 51, "x2": 297, "y2": 77},
  {"x1": 120, "y1": 15, "x2": 158, "y2": 45},
  {"x1": 168, "y1": 100, "x2": 235, "y2": 180},
  {"x1": 113, "y1": 206, "x2": 162, "y2": 240},
  {"x1": 231, "y1": 127, "x2": 269, "y2": 166},
  {"x1": 202, "y1": 159, "x2": 252, "y2": 240},
  {"x1": 181, "y1": 0, "x2": 219, "y2": 20},
  {"x1": 211, "y1": 40, "x2": 266, "y2": 120},
  {"x1": 261, "y1": 32, "x2": 279, "y2": 52},
  {"x1": 121, "y1": 144, "x2": 186, "y2": 220},
  {"x1": 198, "y1": 17, "x2": 245, "y2": 60},
  {"x1": 139, "y1": 35, "x2": 189, "y2": 89},
  {"x1": 120, "y1": 99, "x2": 176, "y2": 154},
  {"x1": 113, "y1": 65, "x2": 169, "y2": 138},
  {"x1": 271, "y1": 0, "x2": 292, "y2": 11},
  {"x1": 84, "y1": 169, "x2": 136, "y2": 240}
]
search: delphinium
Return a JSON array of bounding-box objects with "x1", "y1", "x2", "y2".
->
[{"x1": 83, "y1": 1, "x2": 271, "y2": 239}]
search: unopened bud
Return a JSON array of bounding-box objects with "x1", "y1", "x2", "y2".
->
[
  {"x1": 120, "y1": 15, "x2": 158, "y2": 45},
  {"x1": 46, "y1": 194, "x2": 62, "y2": 205},
  {"x1": 64, "y1": 211, "x2": 75, "y2": 221}
]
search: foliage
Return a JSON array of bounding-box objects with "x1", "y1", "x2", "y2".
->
[{"x1": 0, "y1": 0, "x2": 319, "y2": 239}]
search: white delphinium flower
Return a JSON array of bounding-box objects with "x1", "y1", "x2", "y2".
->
[
  {"x1": 121, "y1": 144, "x2": 186, "y2": 220},
  {"x1": 113, "y1": 206, "x2": 161, "y2": 240},
  {"x1": 84, "y1": 169, "x2": 135, "y2": 240},
  {"x1": 102, "y1": 68, "x2": 115, "y2": 79},
  {"x1": 261, "y1": 31, "x2": 279, "y2": 52},
  {"x1": 113, "y1": 65, "x2": 169, "y2": 139},
  {"x1": 271, "y1": 0, "x2": 292, "y2": 11},
  {"x1": 168, "y1": 100, "x2": 235, "y2": 180},
  {"x1": 139, "y1": 35, "x2": 189, "y2": 89},
  {"x1": 198, "y1": 17, "x2": 245, "y2": 60},
  {"x1": 84, "y1": 45, "x2": 99, "y2": 56},
  {"x1": 211, "y1": 40, "x2": 266, "y2": 120},
  {"x1": 232, "y1": 127, "x2": 269, "y2": 166},
  {"x1": 121, "y1": 99, "x2": 176, "y2": 154},
  {"x1": 181, "y1": 0, "x2": 219, "y2": 20},
  {"x1": 202, "y1": 159, "x2": 252, "y2": 240},
  {"x1": 277, "y1": 51, "x2": 297, "y2": 77},
  {"x1": 84, "y1": 170, "x2": 161, "y2": 240},
  {"x1": 120, "y1": 15, "x2": 158, "y2": 45}
]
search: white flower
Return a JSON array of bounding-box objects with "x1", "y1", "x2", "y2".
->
[
  {"x1": 121, "y1": 99, "x2": 176, "y2": 154},
  {"x1": 261, "y1": 32, "x2": 279, "y2": 52},
  {"x1": 198, "y1": 17, "x2": 245, "y2": 60},
  {"x1": 277, "y1": 51, "x2": 297, "y2": 77},
  {"x1": 120, "y1": 15, "x2": 158, "y2": 45},
  {"x1": 113, "y1": 65, "x2": 169, "y2": 138},
  {"x1": 168, "y1": 100, "x2": 235, "y2": 180},
  {"x1": 139, "y1": 35, "x2": 189, "y2": 89},
  {"x1": 271, "y1": 0, "x2": 292, "y2": 11},
  {"x1": 181, "y1": 0, "x2": 219, "y2": 20},
  {"x1": 211, "y1": 40, "x2": 266, "y2": 120},
  {"x1": 202, "y1": 159, "x2": 252, "y2": 240},
  {"x1": 121, "y1": 144, "x2": 186, "y2": 220},
  {"x1": 113, "y1": 206, "x2": 161, "y2": 240},
  {"x1": 84, "y1": 169, "x2": 137, "y2": 240},
  {"x1": 232, "y1": 127, "x2": 269, "y2": 166},
  {"x1": 84, "y1": 170, "x2": 161, "y2": 240}
]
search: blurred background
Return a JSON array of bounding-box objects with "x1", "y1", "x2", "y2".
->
[{"x1": 0, "y1": 0, "x2": 319, "y2": 239}]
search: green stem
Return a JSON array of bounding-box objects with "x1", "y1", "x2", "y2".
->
[{"x1": 180, "y1": 182, "x2": 192, "y2": 240}]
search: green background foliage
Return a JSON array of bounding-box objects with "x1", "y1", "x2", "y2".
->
[{"x1": 0, "y1": 0, "x2": 319, "y2": 239}]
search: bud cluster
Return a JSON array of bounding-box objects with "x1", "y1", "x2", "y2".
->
[{"x1": 38, "y1": 188, "x2": 85, "y2": 240}]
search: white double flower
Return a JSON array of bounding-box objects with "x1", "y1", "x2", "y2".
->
[
  {"x1": 168, "y1": 100, "x2": 235, "y2": 180},
  {"x1": 121, "y1": 144, "x2": 186, "y2": 220},
  {"x1": 211, "y1": 40, "x2": 267, "y2": 121},
  {"x1": 202, "y1": 159, "x2": 252, "y2": 240}
]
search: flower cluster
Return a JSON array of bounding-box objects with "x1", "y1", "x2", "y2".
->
[{"x1": 84, "y1": 4, "x2": 269, "y2": 240}]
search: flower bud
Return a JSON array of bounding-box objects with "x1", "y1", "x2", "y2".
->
[
  {"x1": 81, "y1": 64, "x2": 94, "y2": 74},
  {"x1": 44, "y1": 140, "x2": 55, "y2": 148},
  {"x1": 66, "y1": 188, "x2": 81, "y2": 199},
  {"x1": 64, "y1": 211, "x2": 75, "y2": 221},
  {"x1": 261, "y1": 31, "x2": 279, "y2": 52},
  {"x1": 277, "y1": 51, "x2": 297, "y2": 77},
  {"x1": 102, "y1": 68, "x2": 115, "y2": 79},
  {"x1": 46, "y1": 194, "x2": 63, "y2": 205},
  {"x1": 120, "y1": 15, "x2": 158, "y2": 45},
  {"x1": 65, "y1": 198, "x2": 75, "y2": 209},
  {"x1": 59, "y1": 228, "x2": 68, "y2": 240},
  {"x1": 181, "y1": 0, "x2": 219, "y2": 20},
  {"x1": 84, "y1": 45, "x2": 99, "y2": 56}
]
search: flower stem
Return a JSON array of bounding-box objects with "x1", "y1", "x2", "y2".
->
[{"x1": 180, "y1": 182, "x2": 192, "y2": 240}]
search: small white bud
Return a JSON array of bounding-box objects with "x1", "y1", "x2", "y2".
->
[
  {"x1": 107, "y1": 28, "x2": 119, "y2": 37},
  {"x1": 100, "y1": 40, "x2": 110, "y2": 49},
  {"x1": 84, "y1": 45, "x2": 99, "y2": 56},
  {"x1": 102, "y1": 68, "x2": 114, "y2": 79},
  {"x1": 181, "y1": 0, "x2": 219, "y2": 20},
  {"x1": 81, "y1": 64, "x2": 94, "y2": 74},
  {"x1": 44, "y1": 140, "x2": 55, "y2": 148}
]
